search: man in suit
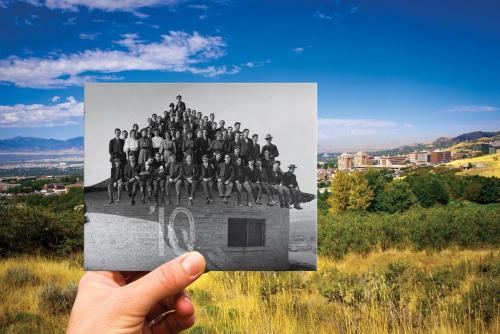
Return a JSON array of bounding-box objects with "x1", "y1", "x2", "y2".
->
[
  {"x1": 268, "y1": 160, "x2": 288, "y2": 208},
  {"x1": 261, "y1": 149, "x2": 274, "y2": 173},
  {"x1": 165, "y1": 155, "x2": 183, "y2": 205},
  {"x1": 238, "y1": 128, "x2": 253, "y2": 162},
  {"x1": 124, "y1": 155, "x2": 140, "y2": 205},
  {"x1": 233, "y1": 156, "x2": 253, "y2": 207},
  {"x1": 109, "y1": 128, "x2": 125, "y2": 164},
  {"x1": 208, "y1": 131, "x2": 225, "y2": 156},
  {"x1": 244, "y1": 159, "x2": 259, "y2": 204},
  {"x1": 174, "y1": 95, "x2": 186, "y2": 113},
  {"x1": 200, "y1": 154, "x2": 215, "y2": 204},
  {"x1": 261, "y1": 134, "x2": 279, "y2": 159},
  {"x1": 283, "y1": 164, "x2": 303, "y2": 210},
  {"x1": 108, "y1": 157, "x2": 124, "y2": 204},
  {"x1": 250, "y1": 134, "x2": 260, "y2": 162},
  {"x1": 227, "y1": 132, "x2": 241, "y2": 155},
  {"x1": 193, "y1": 129, "x2": 209, "y2": 164},
  {"x1": 182, "y1": 154, "x2": 198, "y2": 206},
  {"x1": 216, "y1": 154, "x2": 234, "y2": 203},
  {"x1": 230, "y1": 122, "x2": 242, "y2": 140},
  {"x1": 217, "y1": 120, "x2": 226, "y2": 134}
]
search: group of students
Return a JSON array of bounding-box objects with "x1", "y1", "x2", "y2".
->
[{"x1": 107, "y1": 95, "x2": 304, "y2": 210}]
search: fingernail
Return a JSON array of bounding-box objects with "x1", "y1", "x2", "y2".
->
[{"x1": 181, "y1": 252, "x2": 205, "y2": 276}]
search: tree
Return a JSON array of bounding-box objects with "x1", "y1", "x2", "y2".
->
[
  {"x1": 363, "y1": 168, "x2": 391, "y2": 211},
  {"x1": 328, "y1": 171, "x2": 351, "y2": 213},
  {"x1": 406, "y1": 174, "x2": 449, "y2": 207},
  {"x1": 348, "y1": 171, "x2": 374, "y2": 210},
  {"x1": 375, "y1": 180, "x2": 416, "y2": 213}
]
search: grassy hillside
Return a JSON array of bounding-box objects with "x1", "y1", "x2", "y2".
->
[
  {"x1": 1, "y1": 250, "x2": 499, "y2": 333},
  {"x1": 447, "y1": 153, "x2": 500, "y2": 177}
]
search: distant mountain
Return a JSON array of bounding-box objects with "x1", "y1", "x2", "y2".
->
[
  {"x1": 369, "y1": 131, "x2": 500, "y2": 156},
  {"x1": 0, "y1": 136, "x2": 83, "y2": 151}
]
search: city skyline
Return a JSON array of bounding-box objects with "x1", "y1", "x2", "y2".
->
[{"x1": 0, "y1": 1, "x2": 499, "y2": 152}]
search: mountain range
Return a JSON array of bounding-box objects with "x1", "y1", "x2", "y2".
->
[
  {"x1": 368, "y1": 131, "x2": 500, "y2": 156},
  {"x1": 0, "y1": 136, "x2": 83, "y2": 152}
]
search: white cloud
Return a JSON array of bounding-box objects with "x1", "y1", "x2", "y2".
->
[
  {"x1": 403, "y1": 122, "x2": 413, "y2": 128},
  {"x1": 18, "y1": 0, "x2": 182, "y2": 12},
  {"x1": 0, "y1": 31, "x2": 237, "y2": 88},
  {"x1": 51, "y1": 96, "x2": 60, "y2": 102},
  {"x1": 445, "y1": 105, "x2": 498, "y2": 113},
  {"x1": 0, "y1": 96, "x2": 83, "y2": 128},
  {"x1": 315, "y1": 10, "x2": 332, "y2": 20},
  {"x1": 318, "y1": 118, "x2": 398, "y2": 129},
  {"x1": 188, "y1": 4, "x2": 209, "y2": 10},
  {"x1": 79, "y1": 32, "x2": 100, "y2": 40},
  {"x1": 292, "y1": 47, "x2": 304, "y2": 54}
]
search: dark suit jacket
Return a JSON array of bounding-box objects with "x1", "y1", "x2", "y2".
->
[
  {"x1": 124, "y1": 163, "x2": 140, "y2": 180},
  {"x1": 268, "y1": 169, "x2": 283, "y2": 185},
  {"x1": 283, "y1": 171, "x2": 299, "y2": 188},
  {"x1": 254, "y1": 167, "x2": 269, "y2": 183},
  {"x1": 250, "y1": 142, "x2": 260, "y2": 161},
  {"x1": 244, "y1": 166, "x2": 257, "y2": 183},
  {"x1": 216, "y1": 162, "x2": 234, "y2": 182},
  {"x1": 238, "y1": 137, "x2": 253, "y2": 157},
  {"x1": 182, "y1": 163, "x2": 198, "y2": 180},
  {"x1": 110, "y1": 164, "x2": 124, "y2": 182},
  {"x1": 233, "y1": 164, "x2": 246, "y2": 182},
  {"x1": 175, "y1": 101, "x2": 186, "y2": 112},
  {"x1": 200, "y1": 162, "x2": 215, "y2": 179},
  {"x1": 109, "y1": 137, "x2": 125, "y2": 161},
  {"x1": 261, "y1": 143, "x2": 279, "y2": 159}
]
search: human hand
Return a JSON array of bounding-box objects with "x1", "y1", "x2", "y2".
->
[{"x1": 67, "y1": 251, "x2": 206, "y2": 334}]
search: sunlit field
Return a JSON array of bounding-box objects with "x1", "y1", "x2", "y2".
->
[
  {"x1": 447, "y1": 153, "x2": 500, "y2": 178},
  {"x1": 1, "y1": 250, "x2": 498, "y2": 333}
]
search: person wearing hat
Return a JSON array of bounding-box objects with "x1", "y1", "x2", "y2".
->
[
  {"x1": 200, "y1": 154, "x2": 216, "y2": 204},
  {"x1": 174, "y1": 95, "x2": 186, "y2": 113},
  {"x1": 108, "y1": 156, "x2": 124, "y2": 204},
  {"x1": 283, "y1": 164, "x2": 303, "y2": 209},
  {"x1": 182, "y1": 154, "x2": 198, "y2": 206},
  {"x1": 233, "y1": 157, "x2": 254, "y2": 207},
  {"x1": 109, "y1": 128, "x2": 125, "y2": 164},
  {"x1": 268, "y1": 160, "x2": 289, "y2": 208},
  {"x1": 261, "y1": 134, "x2": 279, "y2": 159},
  {"x1": 168, "y1": 102, "x2": 176, "y2": 115},
  {"x1": 238, "y1": 128, "x2": 253, "y2": 163},
  {"x1": 216, "y1": 154, "x2": 234, "y2": 203}
]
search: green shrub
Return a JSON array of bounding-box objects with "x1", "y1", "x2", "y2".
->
[
  {"x1": 3, "y1": 267, "x2": 39, "y2": 286},
  {"x1": 38, "y1": 283, "x2": 77, "y2": 315}
]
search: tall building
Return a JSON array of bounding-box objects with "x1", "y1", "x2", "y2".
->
[
  {"x1": 353, "y1": 151, "x2": 373, "y2": 168},
  {"x1": 430, "y1": 150, "x2": 451, "y2": 164},
  {"x1": 338, "y1": 153, "x2": 353, "y2": 170},
  {"x1": 408, "y1": 151, "x2": 429, "y2": 165}
]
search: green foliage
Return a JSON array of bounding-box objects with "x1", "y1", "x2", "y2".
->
[
  {"x1": 318, "y1": 205, "x2": 500, "y2": 259},
  {"x1": 363, "y1": 168, "x2": 392, "y2": 211},
  {"x1": 0, "y1": 196, "x2": 83, "y2": 256},
  {"x1": 406, "y1": 174, "x2": 449, "y2": 207},
  {"x1": 38, "y1": 283, "x2": 77, "y2": 315},
  {"x1": 375, "y1": 180, "x2": 417, "y2": 213}
]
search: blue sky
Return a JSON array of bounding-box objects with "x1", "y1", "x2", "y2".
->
[{"x1": 0, "y1": 0, "x2": 499, "y2": 151}]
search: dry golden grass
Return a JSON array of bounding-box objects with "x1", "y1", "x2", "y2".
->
[
  {"x1": 447, "y1": 153, "x2": 500, "y2": 177},
  {"x1": 0, "y1": 250, "x2": 498, "y2": 334}
]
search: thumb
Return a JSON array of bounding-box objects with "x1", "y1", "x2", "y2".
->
[{"x1": 123, "y1": 251, "x2": 206, "y2": 314}]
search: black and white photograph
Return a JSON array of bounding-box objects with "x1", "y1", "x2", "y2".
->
[{"x1": 84, "y1": 83, "x2": 317, "y2": 271}]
